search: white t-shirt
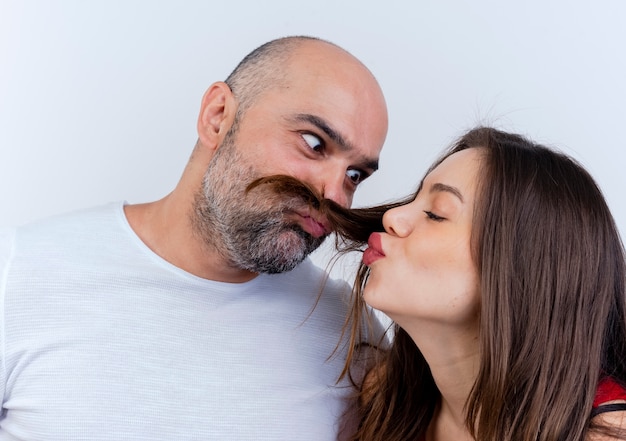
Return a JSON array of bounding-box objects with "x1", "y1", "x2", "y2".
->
[{"x1": 0, "y1": 202, "x2": 358, "y2": 440}]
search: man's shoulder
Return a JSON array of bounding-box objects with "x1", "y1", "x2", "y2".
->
[
  {"x1": 8, "y1": 202, "x2": 128, "y2": 260},
  {"x1": 13, "y1": 202, "x2": 124, "y2": 240},
  {"x1": 20, "y1": 202, "x2": 124, "y2": 230}
]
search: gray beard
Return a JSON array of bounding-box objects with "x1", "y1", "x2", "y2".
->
[
  {"x1": 192, "y1": 132, "x2": 325, "y2": 274},
  {"x1": 216, "y1": 209, "x2": 324, "y2": 274}
]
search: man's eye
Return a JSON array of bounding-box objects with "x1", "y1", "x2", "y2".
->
[
  {"x1": 302, "y1": 133, "x2": 323, "y2": 152},
  {"x1": 346, "y1": 169, "x2": 365, "y2": 185}
]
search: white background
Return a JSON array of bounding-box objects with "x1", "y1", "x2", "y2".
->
[{"x1": 1, "y1": 1, "x2": 625, "y2": 274}]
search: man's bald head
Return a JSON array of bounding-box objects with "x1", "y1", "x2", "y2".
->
[{"x1": 224, "y1": 36, "x2": 375, "y2": 120}]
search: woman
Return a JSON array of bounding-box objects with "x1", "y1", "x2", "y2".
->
[{"x1": 331, "y1": 127, "x2": 626, "y2": 440}]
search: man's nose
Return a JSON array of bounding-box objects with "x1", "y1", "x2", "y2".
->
[{"x1": 320, "y1": 173, "x2": 351, "y2": 208}]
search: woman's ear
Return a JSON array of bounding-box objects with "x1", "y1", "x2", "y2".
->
[{"x1": 197, "y1": 81, "x2": 237, "y2": 151}]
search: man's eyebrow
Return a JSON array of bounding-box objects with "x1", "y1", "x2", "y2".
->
[
  {"x1": 292, "y1": 113, "x2": 379, "y2": 171},
  {"x1": 430, "y1": 183, "x2": 464, "y2": 202}
]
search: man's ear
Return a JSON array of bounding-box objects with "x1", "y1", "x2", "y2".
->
[{"x1": 197, "y1": 81, "x2": 237, "y2": 151}]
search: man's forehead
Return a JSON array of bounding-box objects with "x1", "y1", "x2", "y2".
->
[{"x1": 242, "y1": 41, "x2": 387, "y2": 161}]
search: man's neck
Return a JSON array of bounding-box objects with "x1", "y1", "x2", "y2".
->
[{"x1": 124, "y1": 197, "x2": 258, "y2": 283}]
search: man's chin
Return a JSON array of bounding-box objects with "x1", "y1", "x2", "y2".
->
[
  {"x1": 287, "y1": 224, "x2": 327, "y2": 251},
  {"x1": 248, "y1": 229, "x2": 325, "y2": 274}
]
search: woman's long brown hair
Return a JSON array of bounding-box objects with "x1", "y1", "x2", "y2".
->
[
  {"x1": 246, "y1": 126, "x2": 626, "y2": 439},
  {"x1": 335, "y1": 127, "x2": 626, "y2": 440}
]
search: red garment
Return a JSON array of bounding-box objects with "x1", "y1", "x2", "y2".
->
[
  {"x1": 415, "y1": 377, "x2": 625, "y2": 440},
  {"x1": 594, "y1": 376, "x2": 626, "y2": 407}
]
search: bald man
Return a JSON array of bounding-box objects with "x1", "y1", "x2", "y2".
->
[{"x1": 0, "y1": 36, "x2": 388, "y2": 440}]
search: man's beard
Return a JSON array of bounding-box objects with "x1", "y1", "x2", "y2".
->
[{"x1": 192, "y1": 129, "x2": 327, "y2": 274}]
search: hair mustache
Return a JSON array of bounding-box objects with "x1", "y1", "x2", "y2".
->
[{"x1": 246, "y1": 175, "x2": 390, "y2": 247}]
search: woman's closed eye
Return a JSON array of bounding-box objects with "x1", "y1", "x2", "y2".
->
[{"x1": 424, "y1": 210, "x2": 445, "y2": 222}]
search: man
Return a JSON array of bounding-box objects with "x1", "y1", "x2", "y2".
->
[{"x1": 0, "y1": 36, "x2": 388, "y2": 440}]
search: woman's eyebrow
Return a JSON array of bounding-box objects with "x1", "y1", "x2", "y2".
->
[{"x1": 430, "y1": 182, "x2": 464, "y2": 202}]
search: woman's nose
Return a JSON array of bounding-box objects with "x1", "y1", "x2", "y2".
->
[{"x1": 382, "y1": 204, "x2": 413, "y2": 237}]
